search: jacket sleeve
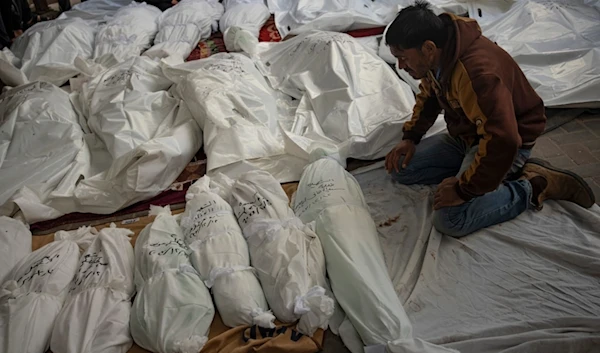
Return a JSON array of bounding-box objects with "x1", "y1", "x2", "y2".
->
[
  {"x1": 455, "y1": 73, "x2": 521, "y2": 201},
  {"x1": 402, "y1": 78, "x2": 442, "y2": 144}
]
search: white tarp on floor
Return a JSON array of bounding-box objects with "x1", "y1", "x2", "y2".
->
[{"x1": 347, "y1": 164, "x2": 600, "y2": 353}]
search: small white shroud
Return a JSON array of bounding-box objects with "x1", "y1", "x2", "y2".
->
[
  {"x1": 144, "y1": 0, "x2": 224, "y2": 60},
  {"x1": 130, "y1": 206, "x2": 215, "y2": 353},
  {"x1": 181, "y1": 175, "x2": 275, "y2": 328},
  {"x1": 50, "y1": 225, "x2": 136, "y2": 353},
  {"x1": 93, "y1": 2, "x2": 163, "y2": 66},
  {"x1": 0, "y1": 238, "x2": 80, "y2": 353},
  {"x1": 228, "y1": 170, "x2": 334, "y2": 336}
]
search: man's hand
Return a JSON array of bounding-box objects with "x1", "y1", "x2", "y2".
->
[
  {"x1": 385, "y1": 140, "x2": 416, "y2": 173},
  {"x1": 434, "y1": 177, "x2": 465, "y2": 210}
]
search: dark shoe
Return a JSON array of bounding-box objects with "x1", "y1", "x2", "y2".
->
[{"x1": 520, "y1": 158, "x2": 595, "y2": 209}]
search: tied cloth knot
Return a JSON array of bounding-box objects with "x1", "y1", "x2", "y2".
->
[
  {"x1": 204, "y1": 265, "x2": 254, "y2": 288},
  {"x1": 250, "y1": 308, "x2": 276, "y2": 329},
  {"x1": 174, "y1": 335, "x2": 208, "y2": 353}
]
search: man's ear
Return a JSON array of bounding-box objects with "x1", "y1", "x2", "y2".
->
[{"x1": 421, "y1": 40, "x2": 437, "y2": 56}]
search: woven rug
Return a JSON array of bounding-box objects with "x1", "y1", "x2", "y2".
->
[{"x1": 186, "y1": 31, "x2": 228, "y2": 61}]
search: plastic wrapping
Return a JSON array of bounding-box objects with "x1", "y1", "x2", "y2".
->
[
  {"x1": 93, "y1": 2, "x2": 162, "y2": 65},
  {"x1": 5, "y1": 75, "x2": 201, "y2": 223},
  {"x1": 0, "y1": 240, "x2": 80, "y2": 353},
  {"x1": 59, "y1": 0, "x2": 135, "y2": 22},
  {"x1": 169, "y1": 53, "x2": 304, "y2": 182},
  {"x1": 220, "y1": 1, "x2": 270, "y2": 38},
  {"x1": 181, "y1": 176, "x2": 274, "y2": 328},
  {"x1": 293, "y1": 151, "x2": 456, "y2": 353},
  {"x1": 130, "y1": 206, "x2": 214, "y2": 353},
  {"x1": 8, "y1": 18, "x2": 96, "y2": 86},
  {"x1": 0, "y1": 217, "x2": 31, "y2": 285},
  {"x1": 256, "y1": 31, "x2": 417, "y2": 161},
  {"x1": 50, "y1": 225, "x2": 135, "y2": 353},
  {"x1": 477, "y1": 0, "x2": 600, "y2": 107},
  {"x1": 78, "y1": 56, "x2": 179, "y2": 159},
  {"x1": 0, "y1": 81, "x2": 84, "y2": 212},
  {"x1": 230, "y1": 170, "x2": 333, "y2": 336},
  {"x1": 144, "y1": 0, "x2": 224, "y2": 60},
  {"x1": 266, "y1": 0, "x2": 397, "y2": 39}
]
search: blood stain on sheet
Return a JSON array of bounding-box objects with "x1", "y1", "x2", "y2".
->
[
  {"x1": 430, "y1": 251, "x2": 436, "y2": 260},
  {"x1": 409, "y1": 301, "x2": 422, "y2": 312},
  {"x1": 378, "y1": 214, "x2": 400, "y2": 227}
]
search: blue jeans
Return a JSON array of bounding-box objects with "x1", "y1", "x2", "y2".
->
[{"x1": 392, "y1": 133, "x2": 532, "y2": 237}]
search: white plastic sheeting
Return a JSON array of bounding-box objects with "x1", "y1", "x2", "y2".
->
[
  {"x1": 131, "y1": 206, "x2": 215, "y2": 353},
  {"x1": 8, "y1": 18, "x2": 96, "y2": 86},
  {"x1": 266, "y1": 0, "x2": 398, "y2": 39},
  {"x1": 59, "y1": 0, "x2": 135, "y2": 22},
  {"x1": 256, "y1": 31, "x2": 421, "y2": 161},
  {"x1": 50, "y1": 225, "x2": 135, "y2": 353},
  {"x1": 144, "y1": 0, "x2": 224, "y2": 60},
  {"x1": 78, "y1": 56, "x2": 181, "y2": 159},
  {"x1": 180, "y1": 176, "x2": 274, "y2": 328},
  {"x1": 0, "y1": 217, "x2": 31, "y2": 285},
  {"x1": 168, "y1": 53, "x2": 305, "y2": 183},
  {"x1": 93, "y1": 2, "x2": 162, "y2": 65},
  {"x1": 292, "y1": 152, "x2": 456, "y2": 353},
  {"x1": 0, "y1": 239, "x2": 80, "y2": 353},
  {"x1": 267, "y1": 0, "x2": 468, "y2": 39},
  {"x1": 2, "y1": 65, "x2": 202, "y2": 223},
  {"x1": 0, "y1": 81, "x2": 84, "y2": 213},
  {"x1": 353, "y1": 165, "x2": 600, "y2": 353},
  {"x1": 220, "y1": 0, "x2": 270, "y2": 38},
  {"x1": 230, "y1": 170, "x2": 334, "y2": 336},
  {"x1": 476, "y1": 0, "x2": 600, "y2": 108}
]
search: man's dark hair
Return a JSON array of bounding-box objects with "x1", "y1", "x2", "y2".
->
[{"x1": 385, "y1": 1, "x2": 447, "y2": 50}]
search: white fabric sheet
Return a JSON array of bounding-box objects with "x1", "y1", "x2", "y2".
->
[
  {"x1": 352, "y1": 166, "x2": 600, "y2": 353},
  {"x1": 293, "y1": 153, "x2": 456, "y2": 353},
  {"x1": 9, "y1": 18, "x2": 96, "y2": 86},
  {"x1": 50, "y1": 225, "x2": 135, "y2": 353},
  {"x1": 168, "y1": 53, "x2": 305, "y2": 182},
  {"x1": 0, "y1": 82, "x2": 84, "y2": 213},
  {"x1": 5, "y1": 71, "x2": 201, "y2": 223},
  {"x1": 144, "y1": 0, "x2": 224, "y2": 60},
  {"x1": 0, "y1": 240, "x2": 80, "y2": 353},
  {"x1": 267, "y1": 0, "x2": 467, "y2": 39},
  {"x1": 78, "y1": 56, "x2": 180, "y2": 159},
  {"x1": 93, "y1": 2, "x2": 162, "y2": 66},
  {"x1": 0, "y1": 217, "x2": 31, "y2": 285},
  {"x1": 181, "y1": 176, "x2": 274, "y2": 328},
  {"x1": 230, "y1": 170, "x2": 334, "y2": 336},
  {"x1": 477, "y1": 0, "x2": 600, "y2": 107},
  {"x1": 266, "y1": 0, "x2": 398, "y2": 39},
  {"x1": 131, "y1": 206, "x2": 215, "y2": 353},
  {"x1": 220, "y1": 0, "x2": 270, "y2": 38},
  {"x1": 59, "y1": 0, "x2": 134, "y2": 22},
  {"x1": 256, "y1": 31, "x2": 422, "y2": 161}
]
